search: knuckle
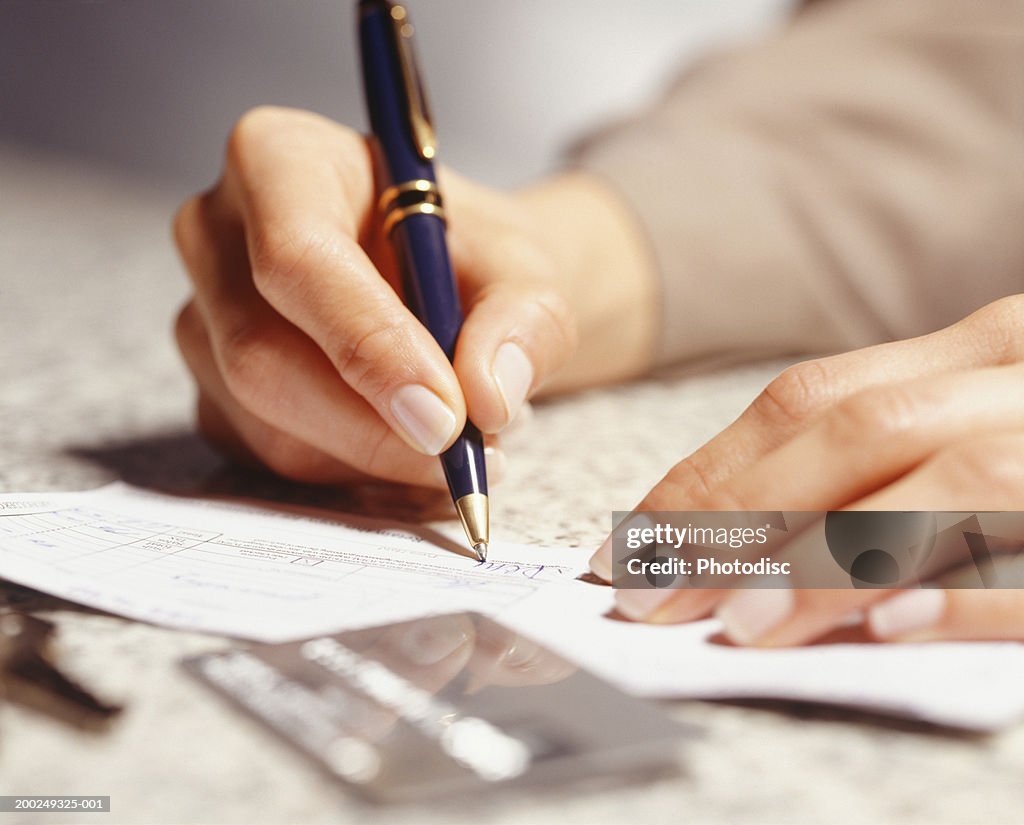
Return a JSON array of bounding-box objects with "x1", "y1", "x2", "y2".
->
[
  {"x1": 753, "y1": 360, "x2": 834, "y2": 427},
  {"x1": 529, "y1": 285, "x2": 578, "y2": 358},
  {"x1": 644, "y1": 459, "x2": 749, "y2": 511},
  {"x1": 961, "y1": 295, "x2": 1024, "y2": 363},
  {"x1": 218, "y1": 325, "x2": 279, "y2": 409},
  {"x1": 970, "y1": 294, "x2": 1024, "y2": 329},
  {"x1": 226, "y1": 106, "x2": 293, "y2": 166},
  {"x1": 228, "y1": 106, "x2": 356, "y2": 181},
  {"x1": 248, "y1": 222, "x2": 331, "y2": 296},
  {"x1": 226, "y1": 107, "x2": 369, "y2": 216},
  {"x1": 824, "y1": 385, "x2": 919, "y2": 445},
  {"x1": 329, "y1": 321, "x2": 409, "y2": 399},
  {"x1": 662, "y1": 452, "x2": 718, "y2": 502}
]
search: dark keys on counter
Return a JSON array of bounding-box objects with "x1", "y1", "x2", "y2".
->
[{"x1": 0, "y1": 611, "x2": 122, "y2": 729}]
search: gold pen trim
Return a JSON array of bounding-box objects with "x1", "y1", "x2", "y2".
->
[
  {"x1": 389, "y1": 4, "x2": 437, "y2": 160},
  {"x1": 377, "y1": 178, "x2": 440, "y2": 214},
  {"x1": 382, "y1": 201, "x2": 447, "y2": 236}
]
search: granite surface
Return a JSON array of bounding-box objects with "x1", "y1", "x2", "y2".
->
[{"x1": 2, "y1": 147, "x2": 1023, "y2": 825}]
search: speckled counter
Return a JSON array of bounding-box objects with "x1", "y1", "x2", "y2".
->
[{"x1": 3, "y1": 148, "x2": 1023, "y2": 825}]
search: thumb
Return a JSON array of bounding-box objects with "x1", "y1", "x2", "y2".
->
[{"x1": 441, "y1": 169, "x2": 578, "y2": 433}]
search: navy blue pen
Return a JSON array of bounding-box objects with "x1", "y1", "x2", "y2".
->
[{"x1": 358, "y1": 0, "x2": 489, "y2": 560}]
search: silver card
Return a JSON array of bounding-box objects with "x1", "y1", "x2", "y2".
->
[{"x1": 183, "y1": 612, "x2": 695, "y2": 803}]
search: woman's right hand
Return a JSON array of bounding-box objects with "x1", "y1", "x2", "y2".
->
[{"x1": 172, "y1": 106, "x2": 656, "y2": 488}]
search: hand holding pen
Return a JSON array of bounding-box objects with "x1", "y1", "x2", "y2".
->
[{"x1": 170, "y1": 3, "x2": 656, "y2": 542}]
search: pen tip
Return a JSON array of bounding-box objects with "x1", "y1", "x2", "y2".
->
[{"x1": 474, "y1": 542, "x2": 488, "y2": 562}]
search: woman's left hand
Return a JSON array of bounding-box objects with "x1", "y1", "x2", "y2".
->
[{"x1": 589, "y1": 296, "x2": 1024, "y2": 646}]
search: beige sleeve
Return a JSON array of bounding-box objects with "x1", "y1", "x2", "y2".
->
[{"x1": 572, "y1": 0, "x2": 1024, "y2": 367}]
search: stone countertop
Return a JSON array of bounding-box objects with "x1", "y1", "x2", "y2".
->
[{"x1": 2, "y1": 148, "x2": 1022, "y2": 825}]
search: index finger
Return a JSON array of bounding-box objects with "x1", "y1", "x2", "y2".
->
[
  {"x1": 219, "y1": 106, "x2": 466, "y2": 457},
  {"x1": 648, "y1": 318, "x2": 1012, "y2": 511}
]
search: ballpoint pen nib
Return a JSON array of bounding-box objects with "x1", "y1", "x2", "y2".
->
[{"x1": 455, "y1": 493, "x2": 489, "y2": 561}]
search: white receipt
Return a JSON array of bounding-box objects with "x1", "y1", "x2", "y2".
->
[
  {"x1": 0, "y1": 484, "x2": 584, "y2": 641},
  {"x1": 500, "y1": 584, "x2": 1024, "y2": 731},
  {"x1": 2, "y1": 483, "x2": 1023, "y2": 730}
]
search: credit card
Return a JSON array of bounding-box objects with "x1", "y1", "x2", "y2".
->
[{"x1": 183, "y1": 612, "x2": 695, "y2": 802}]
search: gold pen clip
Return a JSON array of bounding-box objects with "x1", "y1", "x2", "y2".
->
[{"x1": 388, "y1": 4, "x2": 437, "y2": 161}]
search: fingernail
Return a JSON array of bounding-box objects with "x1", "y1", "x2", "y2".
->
[
  {"x1": 589, "y1": 511, "x2": 655, "y2": 582},
  {"x1": 615, "y1": 588, "x2": 676, "y2": 621},
  {"x1": 492, "y1": 342, "x2": 533, "y2": 426},
  {"x1": 868, "y1": 589, "x2": 946, "y2": 639},
  {"x1": 390, "y1": 384, "x2": 457, "y2": 455},
  {"x1": 589, "y1": 536, "x2": 614, "y2": 581},
  {"x1": 716, "y1": 588, "x2": 794, "y2": 645},
  {"x1": 484, "y1": 446, "x2": 507, "y2": 485},
  {"x1": 501, "y1": 638, "x2": 544, "y2": 670},
  {"x1": 393, "y1": 616, "x2": 471, "y2": 666}
]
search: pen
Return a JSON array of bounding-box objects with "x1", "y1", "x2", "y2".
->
[{"x1": 358, "y1": 0, "x2": 489, "y2": 561}]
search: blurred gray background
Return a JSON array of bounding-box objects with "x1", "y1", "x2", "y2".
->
[{"x1": 0, "y1": 0, "x2": 793, "y2": 194}]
